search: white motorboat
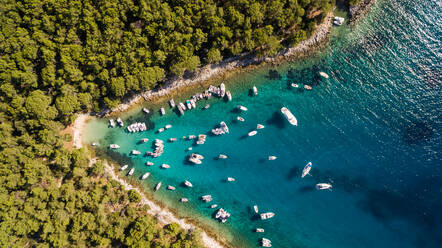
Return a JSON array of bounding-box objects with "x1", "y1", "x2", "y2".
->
[
  {"x1": 253, "y1": 85, "x2": 258, "y2": 95},
  {"x1": 183, "y1": 180, "x2": 193, "y2": 187},
  {"x1": 333, "y1": 16, "x2": 345, "y2": 26},
  {"x1": 226, "y1": 91, "x2": 232, "y2": 101},
  {"x1": 301, "y1": 162, "x2": 312, "y2": 178},
  {"x1": 204, "y1": 104, "x2": 210, "y2": 109},
  {"x1": 261, "y1": 238, "x2": 272, "y2": 247},
  {"x1": 140, "y1": 138, "x2": 149, "y2": 143},
  {"x1": 304, "y1": 84, "x2": 312, "y2": 90},
  {"x1": 165, "y1": 124, "x2": 172, "y2": 129},
  {"x1": 220, "y1": 83, "x2": 226, "y2": 97},
  {"x1": 237, "y1": 116, "x2": 245, "y2": 122},
  {"x1": 169, "y1": 99, "x2": 175, "y2": 108},
  {"x1": 319, "y1": 71, "x2": 329, "y2": 79},
  {"x1": 316, "y1": 183, "x2": 332, "y2": 190},
  {"x1": 257, "y1": 124, "x2": 265, "y2": 129},
  {"x1": 91, "y1": 142, "x2": 99, "y2": 146},
  {"x1": 131, "y1": 150, "x2": 141, "y2": 155},
  {"x1": 180, "y1": 198, "x2": 188, "y2": 202},
  {"x1": 142, "y1": 108, "x2": 150, "y2": 114},
  {"x1": 291, "y1": 83, "x2": 299, "y2": 88},
  {"x1": 167, "y1": 185, "x2": 176, "y2": 190},
  {"x1": 201, "y1": 195, "x2": 213, "y2": 202},
  {"x1": 218, "y1": 154, "x2": 228, "y2": 159},
  {"x1": 160, "y1": 107, "x2": 165, "y2": 115},
  {"x1": 214, "y1": 208, "x2": 230, "y2": 223},
  {"x1": 255, "y1": 228, "x2": 265, "y2": 233},
  {"x1": 168, "y1": 137, "x2": 177, "y2": 142},
  {"x1": 268, "y1": 156, "x2": 277, "y2": 160},
  {"x1": 109, "y1": 119, "x2": 116, "y2": 127},
  {"x1": 227, "y1": 177, "x2": 235, "y2": 182},
  {"x1": 179, "y1": 102, "x2": 186, "y2": 111},
  {"x1": 109, "y1": 144, "x2": 120, "y2": 149},
  {"x1": 260, "y1": 212, "x2": 275, "y2": 220},
  {"x1": 237, "y1": 105, "x2": 248, "y2": 111},
  {"x1": 157, "y1": 127, "x2": 165, "y2": 133},
  {"x1": 254, "y1": 205, "x2": 259, "y2": 213},
  {"x1": 128, "y1": 168, "x2": 135, "y2": 176},
  {"x1": 190, "y1": 99, "x2": 196, "y2": 109},
  {"x1": 146, "y1": 161, "x2": 154, "y2": 166},
  {"x1": 210, "y1": 204, "x2": 218, "y2": 209},
  {"x1": 186, "y1": 100, "x2": 192, "y2": 110},
  {"x1": 281, "y1": 107, "x2": 297, "y2": 126},
  {"x1": 141, "y1": 172, "x2": 150, "y2": 180},
  {"x1": 161, "y1": 164, "x2": 170, "y2": 169},
  {"x1": 248, "y1": 130, "x2": 257, "y2": 136},
  {"x1": 155, "y1": 182, "x2": 162, "y2": 191},
  {"x1": 120, "y1": 164, "x2": 128, "y2": 171},
  {"x1": 189, "y1": 153, "x2": 203, "y2": 164},
  {"x1": 116, "y1": 117, "x2": 124, "y2": 127}
]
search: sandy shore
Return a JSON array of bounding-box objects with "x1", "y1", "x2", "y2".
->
[{"x1": 72, "y1": 114, "x2": 88, "y2": 149}]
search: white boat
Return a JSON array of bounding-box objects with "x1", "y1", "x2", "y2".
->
[
  {"x1": 186, "y1": 100, "x2": 192, "y2": 110},
  {"x1": 189, "y1": 153, "x2": 202, "y2": 164},
  {"x1": 204, "y1": 104, "x2": 210, "y2": 109},
  {"x1": 146, "y1": 161, "x2": 154, "y2": 166},
  {"x1": 120, "y1": 164, "x2": 128, "y2": 171},
  {"x1": 177, "y1": 105, "x2": 184, "y2": 115},
  {"x1": 91, "y1": 142, "x2": 99, "y2": 146},
  {"x1": 254, "y1": 205, "x2": 259, "y2": 213},
  {"x1": 116, "y1": 117, "x2": 124, "y2": 127},
  {"x1": 167, "y1": 185, "x2": 176, "y2": 190},
  {"x1": 109, "y1": 119, "x2": 116, "y2": 127},
  {"x1": 227, "y1": 177, "x2": 235, "y2": 182},
  {"x1": 169, "y1": 99, "x2": 175, "y2": 108},
  {"x1": 201, "y1": 195, "x2": 213, "y2": 202},
  {"x1": 220, "y1": 121, "x2": 229, "y2": 133},
  {"x1": 237, "y1": 105, "x2": 248, "y2": 111},
  {"x1": 210, "y1": 204, "x2": 218, "y2": 208},
  {"x1": 109, "y1": 144, "x2": 120, "y2": 149},
  {"x1": 304, "y1": 84, "x2": 312, "y2": 90},
  {"x1": 214, "y1": 208, "x2": 230, "y2": 223},
  {"x1": 291, "y1": 83, "x2": 299, "y2": 88},
  {"x1": 131, "y1": 150, "x2": 141, "y2": 155},
  {"x1": 220, "y1": 83, "x2": 226, "y2": 97},
  {"x1": 218, "y1": 154, "x2": 228, "y2": 159},
  {"x1": 141, "y1": 172, "x2": 150, "y2": 180},
  {"x1": 281, "y1": 107, "x2": 297, "y2": 126},
  {"x1": 183, "y1": 180, "x2": 193, "y2": 187},
  {"x1": 255, "y1": 228, "x2": 265, "y2": 233},
  {"x1": 161, "y1": 164, "x2": 170, "y2": 169},
  {"x1": 165, "y1": 124, "x2": 172, "y2": 129},
  {"x1": 168, "y1": 138, "x2": 177, "y2": 142},
  {"x1": 160, "y1": 107, "x2": 165, "y2": 115},
  {"x1": 128, "y1": 168, "x2": 135, "y2": 176},
  {"x1": 248, "y1": 130, "x2": 257, "y2": 136},
  {"x1": 316, "y1": 183, "x2": 332, "y2": 190},
  {"x1": 257, "y1": 124, "x2": 265, "y2": 129},
  {"x1": 190, "y1": 99, "x2": 196, "y2": 109},
  {"x1": 333, "y1": 16, "x2": 345, "y2": 26},
  {"x1": 260, "y1": 212, "x2": 275, "y2": 220},
  {"x1": 225, "y1": 91, "x2": 232, "y2": 101},
  {"x1": 268, "y1": 156, "x2": 277, "y2": 160},
  {"x1": 140, "y1": 138, "x2": 149, "y2": 143},
  {"x1": 261, "y1": 238, "x2": 272, "y2": 247},
  {"x1": 301, "y1": 162, "x2": 312, "y2": 178},
  {"x1": 253, "y1": 85, "x2": 258, "y2": 95},
  {"x1": 155, "y1": 182, "x2": 162, "y2": 191},
  {"x1": 157, "y1": 127, "x2": 165, "y2": 133},
  {"x1": 180, "y1": 198, "x2": 188, "y2": 202},
  {"x1": 319, "y1": 71, "x2": 329, "y2": 79},
  {"x1": 142, "y1": 108, "x2": 150, "y2": 114},
  {"x1": 179, "y1": 102, "x2": 186, "y2": 111},
  {"x1": 237, "y1": 116, "x2": 245, "y2": 122}
]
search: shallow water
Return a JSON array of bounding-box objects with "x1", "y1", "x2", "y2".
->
[{"x1": 84, "y1": 0, "x2": 442, "y2": 247}]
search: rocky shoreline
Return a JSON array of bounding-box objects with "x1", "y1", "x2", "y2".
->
[{"x1": 349, "y1": 0, "x2": 378, "y2": 25}]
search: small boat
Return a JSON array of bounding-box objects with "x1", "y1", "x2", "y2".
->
[
  {"x1": 268, "y1": 156, "x2": 277, "y2": 160},
  {"x1": 167, "y1": 185, "x2": 176, "y2": 190},
  {"x1": 179, "y1": 102, "x2": 186, "y2": 111},
  {"x1": 220, "y1": 83, "x2": 226, "y2": 97},
  {"x1": 204, "y1": 104, "x2": 210, "y2": 109},
  {"x1": 165, "y1": 124, "x2": 172, "y2": 129},
  {"x1": 319, "y1": 71, "x2": 329, "y2": 79},
  {"x1": 214, "y1": 208, "x2": 230, "y2": 223},
  {"x1": 141, "y1": 172, "x2": 150, "y2": 180},
  {"x1": 128, "y1": 168, "x2": 135, "y2": 176},
  {"x1": 116, "y1": 117, "x2": 124, "y2": 127},
  {"x1": 257, "y1": 124, "x2": 265, "y2": 129},
  {"x1": 155, "y1": 182, "x2": 162, "y2": 191},
  {"x1": 161, "y1": 164, "x2": 170, "y2": 169},
  {"x1": 177, "y1": 105, "x2": 184, "y2": 115},
  {"x1": 218, "y1": 154, "x2": 228, "y2": 159},
  {"x1": 261, "y1": 238, "x2": 272, "y2": 247},
  {"x1": 201, "y1": 195, "x2": 213, "y2": 202},
  {"x1": 260, "y1": 212, "x2": 275, "y2": 220},
  {"x1": 281, "y1": 107, "x2": 297, "y2": 126},
  {"x1": 316, "y1": 183, "x2": 332, "y2": 190},
  {"x1": 186, "y1": 100, "x2": 192, "y2": 110},
  {"x1": 253, "y1": 205, "x2": 259, "y2": 213},
  {"x1": 140, "y1": 138, "x2": 149, "y2": 143},
  {"x1": 157, "y1": 127, "x2": 165, "y2": 133},
  {"x1": 109, "y1": 119, "x2": 116, "y2": 127},
  {"x1": 333, "y1": 16, "x2": 345, "y2": 26},
  {"x1": 220, "y1": 121, "x2": 229, "y2": 133},
  {"x1": 237, "y1": 105, "x2": 248, "y2": 111},
  {"x1": 120, "y1": 164, "x2": 128, "y2": 171},
  {"x1": 180, "y1": 198, "x2": 188, "y2": 202},
  {"x1": 91, "y1": 142, "x2": 99, "y2": 146},
  {"x1": 301, "y1": 162, "x2": 312, "y2": 178},
  {"x1": 304, "y1": 85, "x2": 312, "y2": 90},
  {"x1": 248, "y1": 130, "x2": 257, "y2": 136},
  {"x1": 225, "y1": 91, "x2": 232, "y2": 101},
  {"x1": 109, "y1": 144, "x2": 120, "y2": 149},
  {"x1": 210, "y1": 204, "x2": 218, "y2": 209},
  {"x1": 253, "y1": 85, "x2": 258, "y2": 95},
  {"x1": 131, "y1": 150, "x2": 141, "y2": 155},
  {"x1": 190, "y1": 99, "x2": 196, "y2": 109},
  {"x1": 227, "y1": 177, "x2": 235, "y2": 182},
  {"x1": 142, "y1": 108, "x2": 150, "y2": 114},
  {"x1": 187, "y1": 147, "x2": 193, "y2": 151},
  {"x1": 146, "y1": 161, "x2": 154, "y2": 166},
  {"x1": 255, "y1": 228, "x2": 265, "y2": 233},
  {"x1": 160, "y1": 107, "x2": 165, "y2": 115},
  {"x1": 183, "y1": 180, "x2": 193, "y2": 187},
  {"x1": 169, "y1": 99, "x2": 175, "y2": 108},
  {"x1": 237, "y1": 116, "x2": 245, "y2": 122},
  {"x1": 291, "y1": 83, "x2": 299, "y2": 88},
  {"x1": 168, "y1": 138, "x2": 177, "y2": 142}
]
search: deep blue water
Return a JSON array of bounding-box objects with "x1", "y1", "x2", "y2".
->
[{"x1": 84, "y1": 0, "x2": 442, "y2": 247}]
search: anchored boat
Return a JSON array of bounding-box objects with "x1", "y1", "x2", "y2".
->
[
  {"x1": 301, "y1": 162, "x2": 312, "y2": 178},
  {"x1": 316, "y1": 183, "x2": 332, "y2": 190},
  {"x1": 281, "y1": 107, "x2": 297, "y2": 126}
]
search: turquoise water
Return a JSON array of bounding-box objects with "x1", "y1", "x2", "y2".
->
[{"x1": 84, "y1": 0, "x2": 442, "y2": 247}]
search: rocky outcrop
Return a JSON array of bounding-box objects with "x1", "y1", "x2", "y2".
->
[{"x1": 349, "y1": 0, "x2": 378, "y2": 25}]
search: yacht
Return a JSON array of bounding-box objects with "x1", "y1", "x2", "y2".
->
[
  {"x1": 237, "y1": 116, "x2": 245, "y2": 122},
  {"x1": 109, "y1": 119, "x2": 116, "y2": 127},
  {"x1": 160, "y1": 107, "x2": 165, "y2": 115},
  {"x1": 220, "y1": 83, "x2": 226, "y2": 97},
  {"x1": 146, "y1": 161, "x2": 154, "y2": 166},
  {"x1": 180, "y1": 198, "x2": 188, "y2": 202},
  {"x1": 109, "y1": 144, "x2": 120, "y2": 149},
  {"x1": 226, "y1": 91, "x2": 232, "y2": 101},
  {"x1": 189, "y1": 153, "x2": 203, "y2": 164},
  {"x1": 254, "y1": 205, "x2": 259, "y2": 213},
  {"x1": 161, "y1": 164, "x2": 170, "y2": 169},
  {"x1": 237, "y1": 105, "x2": 248, "y2": 111},
  {"x1": 261, "y1": 238, "x2": 272, "y2": 247},
  {"x1": 268, "y1": 156, "x2": 277, "y2": 160},
  {"x1": 301, "y1": 162, "x2": 312, "y2": 178},
  {"x1": 227, "y1": 177, "x2": 235, "y2": 182},
  {"x1": 169, "y1": 99, "x2": 175, "y2": 108},
  {"x1": 131, "y1": 150, "x2": 141, "y2": 155},
  {"x1": 248, "y1": 130, "x2": 257, "y2": 136},
  {"x1": 183, "y1": 180, "x2": 193, "y2": 188},
  {"x1": 257, "y1": 124, "x2": 265, "y2": 129},
  {"x1": 120, "y1": 164, "x2": 128, "y2": 171},
  {"x1": 255, "y1": 228, "x2": 265, "y2": 233},
  {"x1": 218, "y1": 154, "x2": 228, "y2": 159},
  {"x1": 220, "y1": 121, "x2": 229, "y2": 133},
  {"x1": 167, "y1": 185, "x2": 176, "y2": 190},
  {"x1": 214, "y1": 208, "x2": 230, "y2": 223},
  {"x1": 281, "y1": 107, "x2": 297, "y2": 126},
  {"x1": 141, "y1": 172, "x2": 150, "y2": 180},
  {"x1": 142, "y1": 108, "x2": 150, "y2": 114},
  {"x1": 179, "y1": 102, "x2": 186, "y2": 111},
  {"x1": 316, "y1": 183, "x2": 332, "y2": 190},
  {"x1": 319, "y1": 71, "x2": 329, "y2": 79},
  {"x1": 253, "y1": 85, "x2": 258, "y2": 95},
  {"x1": 260, "y1": 212, "x2": 275, "y2": 220},
  {"x1": 291, "y1": 83, "x2": 299, "y2": 88},
  {"x1": 128, "y1": 168, "x2": 135, "y2": 176},
  {"x1": 155, "y1": 182, "x2": 162, "y2": 191}
]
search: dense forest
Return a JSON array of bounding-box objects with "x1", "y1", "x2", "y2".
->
[{"x1": 0, "y1": 0, "x2": 357, "y2": 247}]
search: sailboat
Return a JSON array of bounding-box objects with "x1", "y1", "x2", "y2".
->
[{"x1": 301, "y1": 162, "x2": 312, "y2": 178}]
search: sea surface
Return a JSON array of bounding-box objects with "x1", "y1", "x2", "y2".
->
[{"x1": 84, "y1": 0, "x2": 442, "y2": 247}]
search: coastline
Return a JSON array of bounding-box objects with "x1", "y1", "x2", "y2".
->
[{"x1": 349, "y1": 0, "x2": 379, "y2": 25}]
